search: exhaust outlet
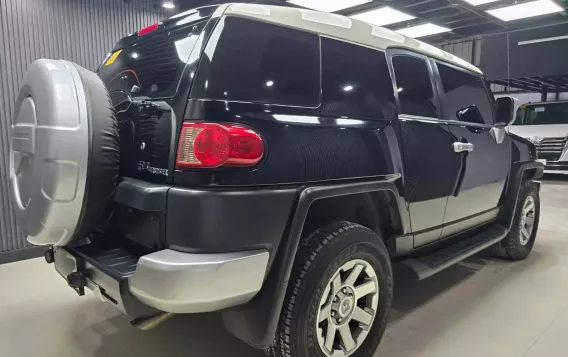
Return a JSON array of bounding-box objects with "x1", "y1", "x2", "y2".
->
[{"x1": 130, "y1": 312, "x2": 175, "y2": 331}]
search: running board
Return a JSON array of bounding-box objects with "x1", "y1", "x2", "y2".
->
[{"x1": 402, "y1": 224, "x2": 508, "y2": 280}]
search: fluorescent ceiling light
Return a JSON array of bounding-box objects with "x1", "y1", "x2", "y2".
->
[
  {"x1": 350, "y1": 6, "x2": 416, "y2": 27},
  {"x1": 486, "y1": 0, "x2": 563, "y2": 21},
  {"x1": 462, "y1": 0, "x2": 500, "y2": 5},
  {"x1": 286, "y1": 0, "x2": 372, "y2": 13},
  {"x1": 396, "y1": 23, "x2": 451, "y2": 38},
  {"x1": 162, "y1": 1, "x2": 175, "y2": 9}
]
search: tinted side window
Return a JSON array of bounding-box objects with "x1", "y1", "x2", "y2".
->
[
  {"x1": 192, "y1": 17, "x2": 320, "y2": 107},
  {"x1": 437, "y1": 63, "x2": 494, "y2": 125},
  {"x1": 392, "y1": 55, "x2": 438, "y2": 118},
  {"x1": 320, "y1": 38, "x2": 396, "y2": 121}
]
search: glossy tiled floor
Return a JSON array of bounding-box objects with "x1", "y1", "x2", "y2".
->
[{"x1": 1, "y1": 177, "x2": 567, "y2": 357}]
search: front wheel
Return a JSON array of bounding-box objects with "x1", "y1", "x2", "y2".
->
[
  {"x1": 493, "y1": 181, "x2": 540, "y2": 260},
  {"x1": 268, "y1": 221, "x2": 393, "y2": 357}
]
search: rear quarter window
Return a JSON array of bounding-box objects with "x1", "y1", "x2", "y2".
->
[
  {"x1": 320, "y1": 38, "x2": 396, "y2": 121},
  {"x1": 191, "y1": 16, "x2": 320, "y2": 107}
]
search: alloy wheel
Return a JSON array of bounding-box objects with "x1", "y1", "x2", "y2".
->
[
  {"x1": 316, "y1": 259, "x2": 379, "y2": 357},
  {"x1": 520, "y1": 195, "x2": 536, "y2": 246}
]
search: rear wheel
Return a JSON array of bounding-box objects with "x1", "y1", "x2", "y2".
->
[
  {"x1": 268, "y1": 221, "x2": 393, "y2": 357},
  {"x1": 493, "y1": 181, "x2": 540, "y2": 260}
]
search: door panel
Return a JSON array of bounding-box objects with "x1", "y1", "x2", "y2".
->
[
  {"x1": 388, "y1": 51, "x2": 457, "y2": 247},
  {"x1": 433, "y1": 60, "x2": 510, "y2": 230},
  {"x1": 399, "y1": 116, "x2": 459, "y2": 238},
  {"x1": 443, "y1": 123, "x2": 509, "y2": 224}
]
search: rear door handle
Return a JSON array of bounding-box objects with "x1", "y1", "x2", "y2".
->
[{"x1": 453, "y1": 142, "x2": 474, "y2": 153}]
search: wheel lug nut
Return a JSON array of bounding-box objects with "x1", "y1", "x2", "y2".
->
[
  {"x1": 342, "y1": 288, "x2": 347, "y2": 294},
  {"x1": 337, "y1": 318, "x2": 342, "y2": 323},
  {"x1": 334, "y1": 296, "x2": 339, "y2": 302},
  {"x1": 331, "y1": 311, "x2": 336, "y2": 317}
]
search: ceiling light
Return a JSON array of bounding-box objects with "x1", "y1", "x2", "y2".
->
[
  {"x1": 350, "y1": 6, "x2": 416, "y2": 27},
  {"x1": 462, "y1": 0, "x2": 500, "y2": 5},
  {"x1": 486, "y1": 0, "x2": 563, "y2": 21},
  {"x1": 162, "y1": 1, "x2": 175, "y2": 9},
  {"x1": 396, "y1": 23, "x2": 451, "y2": 38},
  {"x1": 286, "y1": 0, "x2": 372, "y2": 13}
]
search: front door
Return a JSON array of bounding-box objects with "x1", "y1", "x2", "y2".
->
[
  {"x1": 389, "y1": 51, "x2": 460, "y2": 247},
  {"x1": 432, "y1": 60, "x2": 511, "y2": 236}
]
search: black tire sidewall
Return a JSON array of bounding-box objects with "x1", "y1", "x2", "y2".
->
[
  {"x1": 292, "y1": 225, "x2": 393, "y2": 357},
  {"x1": 71, "y1": 63, "x2": 120, "y2": 239}
]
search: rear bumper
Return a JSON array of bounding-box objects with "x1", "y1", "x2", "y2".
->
[
  {"x1": 54, "y1": 246, "x2": 269, "y2": 316},
  {"x1": 129, "y1": 249, "x2": 269, "y2": 313},
  {"x1": 115, "y1": 178, "x2": 297, "y2": 257}
]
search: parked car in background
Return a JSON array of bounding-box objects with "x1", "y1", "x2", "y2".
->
[
  {"x1": 9, "y1": 4, "x2": 543, "y2": 357},
  {"x1": 509, "y1": 100, "x2": 568, "y2": 173}
]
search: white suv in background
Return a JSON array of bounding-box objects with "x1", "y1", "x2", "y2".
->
[{"x1": 509, "y1": 101, "x2": 568, "y2": 174}]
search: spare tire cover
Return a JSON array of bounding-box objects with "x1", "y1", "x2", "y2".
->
[{"x1": 9, "y1": 59, "x2": 119, "y2": 246}]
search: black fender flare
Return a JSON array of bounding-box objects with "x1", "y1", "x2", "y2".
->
[
  {"x1": 498, "y1": 161, "x2": 544, "y2": 230},
  {"x1": 222, "y1": 175, "x2": 408, "y2": 349}
]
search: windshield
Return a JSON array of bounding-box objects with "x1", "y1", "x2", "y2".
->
[{"x1": 513, "y1": 102, "x2": 568, "y2": 125}]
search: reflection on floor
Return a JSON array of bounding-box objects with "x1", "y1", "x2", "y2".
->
[{"x1": 0, "y1": 176, "x2": 567, "y2": 357}]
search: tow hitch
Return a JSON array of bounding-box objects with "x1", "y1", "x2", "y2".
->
[{"x1": 66, "y1": 271, "x2": 87, "y2": 296}]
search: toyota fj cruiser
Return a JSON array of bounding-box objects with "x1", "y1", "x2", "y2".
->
[{"x1": 9, "y1": 4, "x2": 543, "y2": 357}]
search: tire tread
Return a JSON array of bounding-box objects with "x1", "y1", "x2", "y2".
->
[{"x1": 267, "y1": 221, "x2": 389, "y2": 357}]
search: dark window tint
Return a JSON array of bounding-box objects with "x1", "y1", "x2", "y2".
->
[
  {"x1": 98, "y1": 21, "x2": 206, "y2": 99},
  {"x1": 437, "y1": 63, "x2": 494, "y2": 125},
  {"x1": 392, "y1": 55, "x2": 438, "y2": 118},
  {"x1": 320, "y1": 38, "x2": 396, "y2": 121},
  {"x1": 192, "y1": 17, "x2": 320, "y2": 107},
  {"x1": 513, "y1": 103, "x2": 568, "y2": 125}
]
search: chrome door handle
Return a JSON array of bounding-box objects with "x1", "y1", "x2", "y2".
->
[{"x1": 453, "y1": 142, "x2": 474, "y2": 153}]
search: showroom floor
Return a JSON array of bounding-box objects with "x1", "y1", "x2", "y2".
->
[{"x1": 1, "y1": 177, "x2": 567, "y2": 357}]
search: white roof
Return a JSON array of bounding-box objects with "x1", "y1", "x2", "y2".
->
[{"x1": 212, "y1": 3, "x2": 482, "y2": 75}]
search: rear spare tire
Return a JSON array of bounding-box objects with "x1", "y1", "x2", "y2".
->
[{"x1": 9, "y1": 59, "x2": 119, "y2": 246}]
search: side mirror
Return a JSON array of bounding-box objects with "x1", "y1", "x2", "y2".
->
[
  {"x1": 496, "y1": 96, "x2": 516, "y2": 126},
  {"x1": 456, "y1": 105, "x2": 484, "y2": 124}
]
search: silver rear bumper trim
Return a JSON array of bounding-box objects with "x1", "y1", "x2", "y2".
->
[{"x1": 129, "y1": 249, "x2": 269, "y2": 313}]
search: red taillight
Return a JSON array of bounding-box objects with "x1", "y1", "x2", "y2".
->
[
  {"x1": 176, "y1": 123, "x2": 264, "y2": 168},
  {"x1": 138, "y1": 23, "x2": 159, "y2": 36}
]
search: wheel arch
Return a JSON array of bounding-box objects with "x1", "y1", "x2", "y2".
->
[
  {"x1": 498, "y1": 161, "x2": 543, "y2": 231},
  {"x1": 222, "y1": 175, "x2": 409, "y2": 349},
  {"x1": 302, "y1": 190, "x2": 403, "y2": 244}
]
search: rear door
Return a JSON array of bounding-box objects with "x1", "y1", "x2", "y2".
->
[
  {"x1": 97, "y1": 16, "x2": 211, "y2": 183},
  {"x1": 388, "y1": 50, "x2": 459, "y2": 247},
  {"x1": 432, "y1": 60, "x2": 510, "y2": 236}
]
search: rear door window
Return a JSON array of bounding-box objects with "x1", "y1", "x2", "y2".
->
[
  {"x1": 98, "y1": 21, "x2": 207, "y2": 99},
  {"x1": 191, "y1": 17, "x2": 320, "y2": 107},
  {"x1": 391, "y1": 55, "x2": 439, "y2": 118},
  {"x1": 320, "y1": 38, "x2": 396, "y2": 121}
]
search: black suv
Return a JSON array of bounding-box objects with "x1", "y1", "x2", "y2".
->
[{"x1": 9, "y1": 4, "x2": 543, "y2": 357}]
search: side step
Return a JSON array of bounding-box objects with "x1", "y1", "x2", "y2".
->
[{"x1": 402, "y1": 224, "x2": 508, "y2": 280}]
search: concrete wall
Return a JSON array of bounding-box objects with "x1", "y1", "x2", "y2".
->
[{"x1": 0, "y1": 0, "x2": 170, "y2": 260}]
